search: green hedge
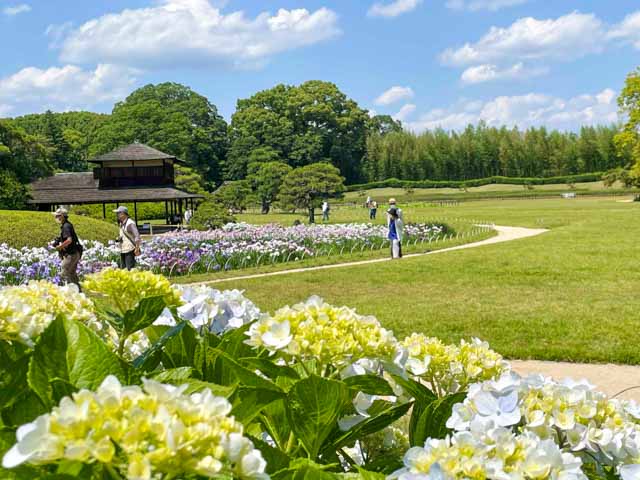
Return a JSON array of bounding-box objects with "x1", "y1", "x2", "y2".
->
[
  {"x1": 71, "y1": 202, "x2": 167, "y2": 221},
  {"x1": 0, "y1": 210, "x2": 119, "y2": 249},
  {"x1": 346, "y1": 173, "x2": 604, "y2": 191}
]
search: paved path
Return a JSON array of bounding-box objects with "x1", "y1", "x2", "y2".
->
[
  {"x1": 189, "y1": 225, "x2": 548, "y2": 286},
  {"x1": 512, "y1": 360, "x2": 640, "y2": 401}
]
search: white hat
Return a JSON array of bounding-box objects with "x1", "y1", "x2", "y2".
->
[
  {"x1": 113, "y1": 206, "x2": 129, "y2": 214},
  {"x1": 52, "y1": 207, "x2": 68, "y2": 217},
  {"x1": 389, "y1": 198, "x2": 397, "y2": 205}
]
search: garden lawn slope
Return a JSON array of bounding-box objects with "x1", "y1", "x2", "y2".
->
[{"x1": 0, "y1": 210, "x2": 118, "y2": 248}]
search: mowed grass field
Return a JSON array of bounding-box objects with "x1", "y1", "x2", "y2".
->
[{"x1": 225, "y1": 196, "x2": 640, "y2": 364}]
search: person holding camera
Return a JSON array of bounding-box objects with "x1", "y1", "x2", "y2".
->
[
  {"x1": 114, "y1": 206, "x2": 141, "y2": 270},
  {"x1": 52, "y1": 208, "x2": 83, "y2": 287}
]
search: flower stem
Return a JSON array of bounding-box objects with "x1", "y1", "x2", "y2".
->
[{"x1": 105, "y1": 464, "x2": 124, "y2": 480}]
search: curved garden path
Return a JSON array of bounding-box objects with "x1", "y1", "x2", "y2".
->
[
  {"x1": 190, "y1": 225, "x2": 548, "y2": 286},
  {"x1": 189, "y1": 224, "x2": 640, "y2": 400}
]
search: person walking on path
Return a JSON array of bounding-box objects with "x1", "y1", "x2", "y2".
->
[
  {"x1": 184, "y1": 208, "x2": 193, "y2": 225},
  {"x1": 114, "y1": 206, "x2": 141, "y2": 270},
  {"x1": 52, "y1": 208, "x2": 83, "y2": 288},
  {"x1": 387, "y1": 198, "x2": 404, "y2": 259},
  {"x1": 369, "y1": 200, "x2": 378, "y2": 220},
  {"x1": 322, "y1": 201, "x2": 330, "y2": 222}
]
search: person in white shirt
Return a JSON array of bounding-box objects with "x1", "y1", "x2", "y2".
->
[
  {"x1": 114, "y1": 206, "x2": 141, "y2": 270},
  {"x1": 322, "y1": 201, "x2": 330, "y2": 222},
  {"x1": 184, "y1": 208, "x2": 193, "y2": 225}
]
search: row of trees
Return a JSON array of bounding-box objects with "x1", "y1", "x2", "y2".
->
[
  {"x1": 3, "y1": 69, "x2": 640, "y2": 210},
  {"x1": 364, "y1": 124, "x2": 626, "y2": 182},
  {"x1": 208, "y1": 162, "x2": 345, "y2": 223}
]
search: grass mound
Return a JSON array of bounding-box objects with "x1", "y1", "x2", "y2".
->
[{"x1": 0, "y1": 210, "x2": 118, "y2": 248}]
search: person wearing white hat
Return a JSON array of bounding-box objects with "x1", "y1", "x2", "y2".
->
[
  {"x1": 114, "y1": 206, "x2": 141, "y2": 270},
  {"x1": 387, "y1": 198, "x2": 404, "y2": 259},
  {"x1": 52, "y1": 207, "x2": 83, "y2": 287}
]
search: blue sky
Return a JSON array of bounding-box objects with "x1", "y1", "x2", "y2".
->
[{"x1": 1, "y1": 0, "x2": 639, "y2": 131}]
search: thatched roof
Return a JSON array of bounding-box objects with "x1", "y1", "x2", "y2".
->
[
  {"x1": 89, "y1": 142, "x2": 185, "y2": 163},
  {"x1": 29, "y1": 173, "x2": 201, "y2": 205}
]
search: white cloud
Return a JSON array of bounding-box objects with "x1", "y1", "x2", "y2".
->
[
  {"x1": 446, "y1": 0, "x2": 528, "y2": 12},
  {"x1": 441, "y1": 12, "x2": 605, "y2": 67},
  {"x1": 2, "y1": 3, "x2": 31, "y2": 16},
  {"x1": 393, "y1": 103, "x2": 416, "y2": 122},
  {"x1": 53, "y1": 0, "x2": 340, "y2": 69},
  {"x1": 367, "y1": 0, "x2": 422, "y2": 18},
  {"x1": 405, "y1": 88, "x2": 619, "y2": 132},
  {"x1": 0, "y1": 64, "x2": 138, "y2": 115},
  {"x1": 461, "y1": 62, "x2": 549, "y2": 84},
  {"x1": 608, "y1": 11, "x2": 640, "y2": 50},
  {"x1": 374, "y1": 86, "x2": 414, "y2": 106}
]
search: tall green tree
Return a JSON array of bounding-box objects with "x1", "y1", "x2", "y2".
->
[
  {"x1": 0, "y1": 120, "x2": 52, "y2": 208},
  {"x1": 247, "y1": 161, "x2": 293, "y2": 214},
  {"x1": 277, "y1": 163, "x2": 345, "y2": 223},
  {"x1": 615, "y1": 67, "x2": 640, "y2": 184},
  {"x1": 227, "y1": 81, "x2": 369, "y2": 183},
  {"x1": 91, "y1": 83, "x2": 228, "y2": 187}
]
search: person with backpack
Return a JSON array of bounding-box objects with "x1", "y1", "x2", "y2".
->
[
  {"x1": 114, "y1": 206, "x2": 141, "y2": 270},
  {"x1": 52, "y1": 207, "x2": 83, "y2": 287}
]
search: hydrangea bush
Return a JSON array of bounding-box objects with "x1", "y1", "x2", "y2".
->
[{"x1": 1, "y1": 270, "x2": 638, "y2": 479}]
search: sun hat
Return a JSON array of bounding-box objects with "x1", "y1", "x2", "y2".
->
[
  {"x1": 389, "y1": 198, "x2": 397, "y2": 205},
  {"x1": 52, "y1": 207, "x2": 68, "y2": 217},
  {"x1": 113, "y1": 206, "x2": 129, "y2": 214}
]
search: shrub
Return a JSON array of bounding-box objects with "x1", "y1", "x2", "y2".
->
[
  {"x1": 346, "y1": 173, "x2": 605, "y2": 191},
  {"x1": 190, "y1": 200, "x2": 236, "y2": 230}
]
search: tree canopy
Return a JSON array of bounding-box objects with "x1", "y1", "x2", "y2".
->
[
  {"x1": 277, "y1": 163, "x2": 345, "y2": 223},
  {"x1": 227, "y1": 81, "x2": 369, "y2": 184},
  {"x1": 247, "y1": 161, "x2": 293, "y2": 213},
  {"x1": 91, "y1": 82, "x2": 228, "y2": 187},
  {"x1": 615, "y1": 68, "x2": 640, "y2": 185}
]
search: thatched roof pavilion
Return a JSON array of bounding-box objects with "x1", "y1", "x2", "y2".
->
[{"x1": 29, "y1": 142, "x2": 202, "y2": 225}]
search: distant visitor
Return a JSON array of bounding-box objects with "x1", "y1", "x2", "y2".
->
[
  {"x1": 387, "y1": 198, "x2": 404, "y2": 259},
  {"x1": 322, "y1": 201, "x2": 330, "y2": 222},
  {"x1": 114, "y1": 206, "x2": 141, "y2": 270}
]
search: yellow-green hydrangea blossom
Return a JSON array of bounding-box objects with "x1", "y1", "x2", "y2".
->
[
  {"x1": 390, "y1": 426, "x2": 586, "y2": 479},
  {"x1": 0, "y1": 281, "x2": 96, "y2": 346},
  {"x1": 2, "y1": 376, "x2": 269, "y2": 480},
  {"x1": 402, "y1": 333, "x2": 508, "y2": 395},
  {"x1": 246, "y1": 296, "x2": 398, "y2": 368},
  {"x1": 81, "y1": 268, "x2": 183, "y2": 315}
]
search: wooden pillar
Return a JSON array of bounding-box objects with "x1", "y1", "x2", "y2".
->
[
  {"x1": 165, "y1": 201, "x2": 169, "y2": 225},
  {"x1": 102, "y1": 203, "x2": 106, "y2": 219},
  {"x1": 178, "y1": 199, "x2": 183, "y2": 223},
  {"x1": 134, "y1": 202, "x2": 138, "y2": 225}
]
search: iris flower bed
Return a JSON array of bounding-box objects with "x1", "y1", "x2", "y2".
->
[
  {"x1": 1, "y1": 269, "x2": 639, "y2": 479},
  {"x1": 0, "y1": 222, "x2": 446, "y2": 285}
]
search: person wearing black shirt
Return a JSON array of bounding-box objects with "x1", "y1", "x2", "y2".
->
[{"x1": 52, "y1": 208, "x2": 82, "y2": 288}]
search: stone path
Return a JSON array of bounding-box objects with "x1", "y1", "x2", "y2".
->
[
  {"x1": 190, "y1": 225, "x2": 548, "y2": 286},
  {"x1": 512, "y1": 360, "x2": 640, "y2": 401},
  {"x1": 189, "y1": 224, "x2": 640, "y2": 401}
]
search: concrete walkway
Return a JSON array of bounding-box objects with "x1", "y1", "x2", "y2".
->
[
  {"x1": 190, "y1": 225, "x2": 548, "y2": 286},
  {"x1": 512, "y1": 360, "x2": 640, "y2": 401}
]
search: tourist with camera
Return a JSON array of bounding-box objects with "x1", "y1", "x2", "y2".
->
[{"x1": 51, "y1": 208, "x2": 83, "y2": 287}]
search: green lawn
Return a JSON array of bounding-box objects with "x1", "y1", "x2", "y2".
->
[
  {"x1": 215, "y1": 196, "x2": 640, "y2": 365},
  {"x1": 0, "y1": 210, "x2": 118, "y2": 248}
]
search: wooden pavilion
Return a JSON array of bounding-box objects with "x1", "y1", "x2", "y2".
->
[{"x1": 28, "y1": 143, "x2": 203, "y2": 225}]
